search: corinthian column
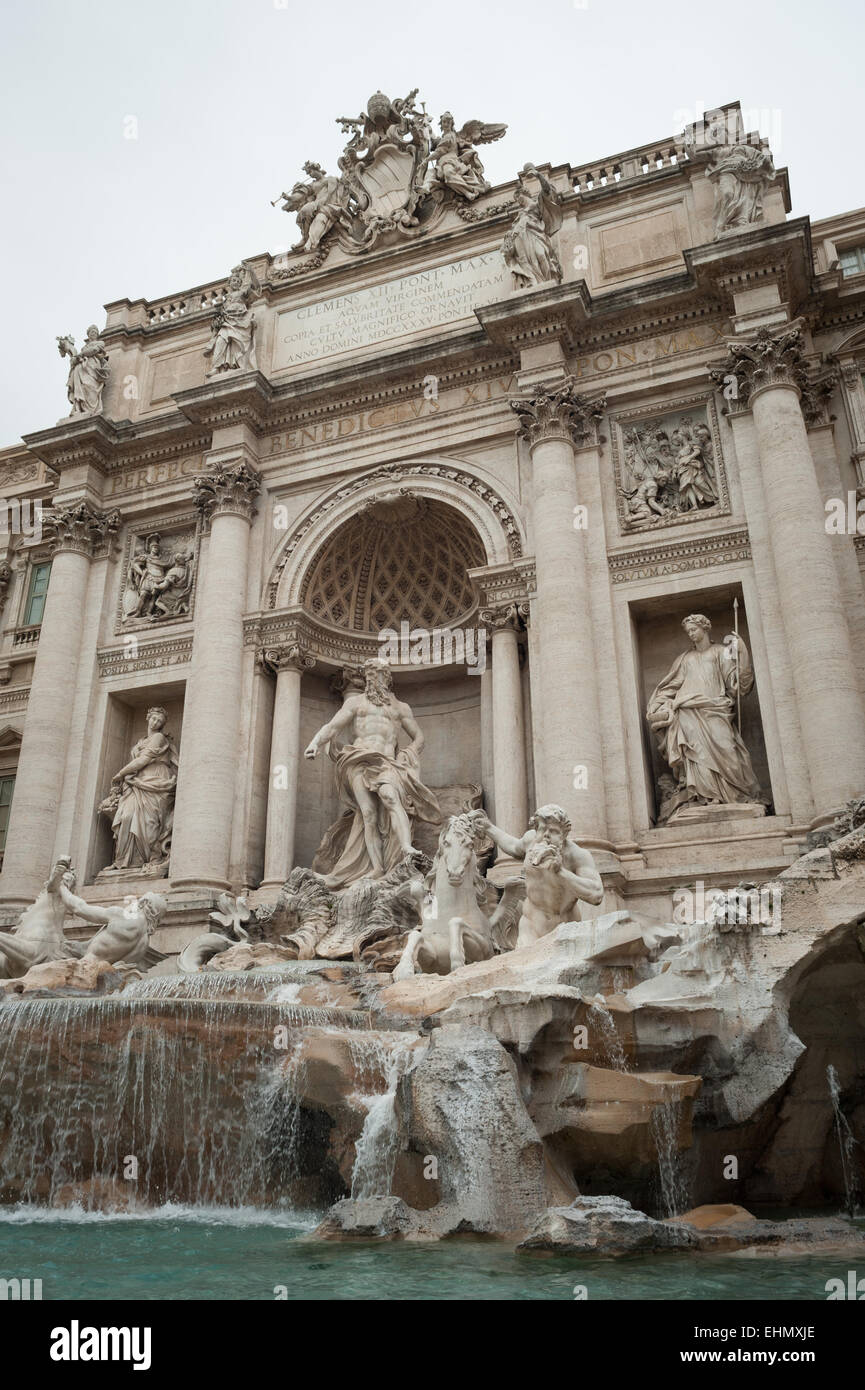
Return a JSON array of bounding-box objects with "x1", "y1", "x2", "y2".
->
[
  {"x1": 479, "y1": 603, "x2": 528, "y2": 838},
  {"x1": 712, "y1": 327, "x2": 865, "y2": 822},
  {"x1": 169, "y1": 460, "x2": 261, "y2": 889},
  {"x1": 261, "y1": 643, "x2": 315, "y2": 889},
  {"x1": 510, "y1": 381, "x2": 608, "y2": 844},
  {"x1": 0, "y1": 501, "x2": 120, "y2": 904}
]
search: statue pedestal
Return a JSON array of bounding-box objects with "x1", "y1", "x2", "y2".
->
[{"x1": 666, "y1": 801, "x2": 766, "y2": 828}]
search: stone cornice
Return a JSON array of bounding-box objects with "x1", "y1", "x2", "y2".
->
[
  {"x1": 97, "y1": 632, "x2": 194, "y2": 678},
  {"x1": 510, "y1": 379, "x2": 607, "y2": 447},
  {"x1": 476, "y1": 280, "x2": 592, "y2": 352},
  {"x1": 685, "y1": 217, "x2": 815, "y2": 312},
  {"x1": 467, "y1": 558, "x2": 537, "y2": 610},
  {"x1": 173, "y1": 371, "x2": 275, "y2": 433},
  {"x1": 608, "y1": 527, "x2": 751, "y2": 583}
]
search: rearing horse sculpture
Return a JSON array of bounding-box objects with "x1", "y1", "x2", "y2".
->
[{"x1": 393, "y1": 812, "x2": 523, "y2": 978}]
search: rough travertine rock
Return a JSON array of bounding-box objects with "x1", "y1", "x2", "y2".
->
[
  {"x1": 518, "y1": 1197, "x2": 696, "y2": 1254},
  {"x1": 2, "y1": 957, "x2": 125, "y2": 995},
  {"x1": 392, "y1": 1023, "x2": 553, "y2": 1234}
]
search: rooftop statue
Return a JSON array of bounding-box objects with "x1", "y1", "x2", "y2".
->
[
  {"x1": 203, "y1": 261, "x2": 260, "y2": 374},
  {"x1": 274, "y1": 90, "x2": 506, "y2": 254},
  {"x1": 501, "y1": 163, "x2": 563, "y2": 290},
  {"x1": 56, "y1": 324, "x2": 109, "y2": 417},
  {"x1": 424, "y1": 112, "x2": 507, "y2": 201},
  {"x1": 305, "y1": 657, "x2": 440, "y2": 888}
]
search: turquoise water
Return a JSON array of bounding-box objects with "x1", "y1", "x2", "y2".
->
[{"x1": 0, "y1": 1208, "x2": 849, "y2": 1300}]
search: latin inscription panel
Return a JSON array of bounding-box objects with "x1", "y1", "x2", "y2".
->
[{"x1": 274, "y1": 251, "x2": 509, "y2": 369}]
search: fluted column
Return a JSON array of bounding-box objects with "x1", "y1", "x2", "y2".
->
[
  {"x1": 0, "y1": 502, "x2": 120, "y2": 903},
  {"x1": 511, "y1": 381, "x2": 608, "y2": 844},
  {"x1": 170, "y1": 460, "x2": 261, "y2": 889},
  {"x1": 712, "y1": 327, "x2": 865, "y2": 822},
  {"x1": 480, "y1": 603, "x2": 529, "y2": 837},
  {"x1": 261, "y1": 644, "x2": 315, "y2": 889}
]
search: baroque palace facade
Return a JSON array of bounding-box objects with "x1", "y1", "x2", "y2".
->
[{"x1": 1, "y1": 96, "x2": 864, "y2": 953}]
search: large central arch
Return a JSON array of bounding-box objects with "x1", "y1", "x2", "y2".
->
[{"x1": 266, "y1": 458, "x2": 525, "y2": 613}]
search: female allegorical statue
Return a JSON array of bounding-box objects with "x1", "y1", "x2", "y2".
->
[
  {"x1": 100, "y1": 707, "x2": 178, "y2": 872},
  {"x1": 203, "y1": 262, "x2": 260, "y2": 374},
  {"x1": 57, "y1": 325, "x2": 110, "y2": 416},
  {"x1": 646, "y1": 613, "x2": 763, "y2": 820},
  {"x1": 502, "y1": 163, "x2": 563, "y2": 290}
]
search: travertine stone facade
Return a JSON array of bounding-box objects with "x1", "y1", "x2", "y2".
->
[{"x1": 0, "y1": 97, "x2": 864, "y2": 945}]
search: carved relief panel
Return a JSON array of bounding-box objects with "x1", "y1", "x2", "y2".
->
[
  {"x1": 117, "y1": 513, "x2": 199, "y2": 633},
  {"x1": 610, "y1": 396, "x2": 730, "y2": 534}
]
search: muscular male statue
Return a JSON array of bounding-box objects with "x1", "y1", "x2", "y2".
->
[
  {"x1": 476, "y1": 803, "x2": 604, "y2": 947},
  {"x1": 304, "y1": 658, "x2": 440, "y2": 888}
]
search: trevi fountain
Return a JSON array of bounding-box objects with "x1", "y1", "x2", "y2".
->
[{"x1": 0, "y1": 88, "x2": 863, "y2": 1307}]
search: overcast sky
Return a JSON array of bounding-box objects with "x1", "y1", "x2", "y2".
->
[{"x1": 2, "y1": 0, "x2": 862, "y2": 445}]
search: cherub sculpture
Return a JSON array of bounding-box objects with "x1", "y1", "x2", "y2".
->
[{"x1": 425, "y1": 113, "x2": 507, "y2": 201}]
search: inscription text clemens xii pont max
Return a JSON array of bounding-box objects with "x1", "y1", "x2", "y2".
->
[{"x1": 273, "y1": 252, "x2": 509, "y2": 369}]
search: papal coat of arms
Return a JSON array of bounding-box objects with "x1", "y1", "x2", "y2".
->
[{"x1": 272, "y1": 88, "x2": 506, "y2": 256}]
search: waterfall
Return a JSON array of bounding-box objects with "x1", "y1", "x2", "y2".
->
[
  {"x1": 349, "y1": 1037, "x2": 413, "y2": 1200},
  {"x1": 827, "y1": 1064, "x2": 861, "y2": 1216},
  {"x1": 650, "y1": 1094, "x2": 689, "y2": 1219},
  {"x1": 588, "y1": 1000, "x2": 628, "y2": 1071},
  {"x1": 0, "y1": 969, "x2": 373, "y2": 1211}
]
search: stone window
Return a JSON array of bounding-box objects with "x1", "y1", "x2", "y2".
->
[
  {"x1": 0, "y1": 774, "x2": 14, "y2": 863},
  {"x1": 22, "y1": 561, "x2": 50, "y2": 627},
  {"x1": 839, "y1": 244, "x2": 865, "y2": 277}
]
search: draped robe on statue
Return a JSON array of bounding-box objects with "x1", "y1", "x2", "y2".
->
[
  {"x1": 647, "y1": 642, "x2": 762, "y2": 808},
  {"x1": 312, "y1": 742, "x2": 440, "y2": 888}
]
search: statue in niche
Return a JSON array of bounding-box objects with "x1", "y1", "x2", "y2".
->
[
  {"x1": 98, "y1": 706, "x2": 178, "y2": 875},
  {"x1": 621, "y1": 414, "x2": 718, "y2": 526},
  {"x1": 646, "y1": 614, "x2": 764, "y2": 822},
  {"x1": 502, "y1": 163, "x2": 563, "y2": 290},
  {"x1": 475, "y1": 804, "x2": 604, "y2": 947},
  {"x1": 305, "y1": 657, "x2": 440, "y2": 889},
  {"x1": 123, "y1": 533, "x2": 194, "y2": 623},
  {"x1": 707, "y1": 138, "x2": 776, "y2": 237},
  {"x1": 424, "y1": 113, "x2": 506, "y2": 201},
  {"x1": 57, "y1": 325, "x2": 109, "y2": 416},
  {"x1": 204, "y1": 262, "x2": 260, "y2": 374}
]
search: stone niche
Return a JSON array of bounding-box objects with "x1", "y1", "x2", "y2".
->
[
  {"x1": 87, "y1": 687, "x2": 185, "y2": 883},
  {"x1": 293, "y1": 664, "x2": 485, "y2": 871},
  {"x1": 631, "y1": 585, "x2": 772, "y2": 826}
]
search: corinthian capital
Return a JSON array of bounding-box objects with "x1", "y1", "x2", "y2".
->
[
  {"x1": 193, "y1": 459, "x2": 261, "y2": 524},
  {"x1": 708, "y1": 326, "x2": 811, "y2": 412},
  {"x1": 259, "y1": 643, "x2": 316, "y2": 676},
  {"x1": 510, "y1": 378, "x2": 606, "y2": 448},
  {"x1": 479, "y1": 601, "x2": 528, "y2": 632},
  {"x1": 44, "y1": 500, "x2": 121, "y2": 558}
]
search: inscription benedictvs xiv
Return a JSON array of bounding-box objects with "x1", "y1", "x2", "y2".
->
[{"x1": 274, "y1": 253, "x2": 508, "y2": 369}]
